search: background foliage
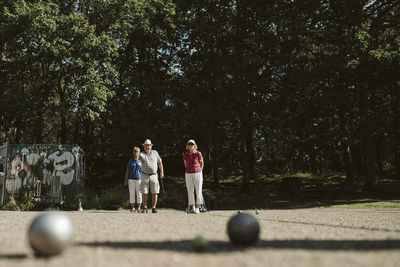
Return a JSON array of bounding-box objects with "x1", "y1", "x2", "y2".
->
[{"x1": 1, "y1": 0, "x2": 399, "y2": 204}]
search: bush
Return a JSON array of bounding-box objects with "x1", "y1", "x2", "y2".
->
[
  {"x1": 1, "y1": 176, "x2": 188, "y2": 211},
  {"x1": 2, "y1": 189, "x2": 35, "y2": 211},
  {"x1": 63, "y1": 187, "x2": 90, "y2": 210},
  {"x1": 62, "y1": 184, "x2": 130, "y2": 210},
  {"x1": 97, "y1": 185, "x2": 129, "y2": 209}
]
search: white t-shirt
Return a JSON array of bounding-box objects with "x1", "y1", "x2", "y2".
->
[{"x1": 140, "y1": 150, "x2": 161, "y2": 174}]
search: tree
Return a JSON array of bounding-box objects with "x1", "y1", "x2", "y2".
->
[{"x1": 0, "y1": 0, "x2": 116, "y2": 146}]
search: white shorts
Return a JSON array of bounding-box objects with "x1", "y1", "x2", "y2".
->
[{"x1": 140, "y1": 173, "x2": 160, "y2": 194}]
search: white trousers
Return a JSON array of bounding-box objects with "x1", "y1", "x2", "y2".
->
[
  {"x1": 128, "y1": 179, "x2": 142, "y2": 204},
  {"x1": 185, "y1": 171, "x2": 203, "y2": 206}
]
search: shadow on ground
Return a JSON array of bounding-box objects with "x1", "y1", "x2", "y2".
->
[
  {"x1": 76, "y1": 239, "x2": 400, "y2": 253},
  {"x1": 0, "y1": 253, "x2": 28, "y2": 260},
  {"x1": 2, "y1": 239, "x2": 399, "y2": 260}
]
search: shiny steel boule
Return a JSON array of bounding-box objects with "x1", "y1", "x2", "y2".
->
[{"x1": 28, "y1": 212, "x2": 74, "y2": 256}]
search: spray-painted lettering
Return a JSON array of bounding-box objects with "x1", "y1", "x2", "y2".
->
[{"x1": 5, "y1": 145, "x2": 84, "y2": 194}]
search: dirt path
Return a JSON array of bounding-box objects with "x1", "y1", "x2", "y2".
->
[{"x1": 1, "y1": 208, "x2": 400, "y2": 267}]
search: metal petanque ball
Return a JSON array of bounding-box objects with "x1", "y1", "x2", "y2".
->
[
  {"x1": 28, "y1": 212, "x2": 74, "y2": 256},
  {"x1": 227, "y1": 213, "x2": 260, "y2": 246}
]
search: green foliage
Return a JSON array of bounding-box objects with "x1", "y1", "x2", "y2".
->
[
  {"x1": 62, "y1": 187, "x2": 89, "y2": 210},
  {"x1": 97, "y1": 185, "x2": 129, "y2": 209},
  {"x1": 2, "y1": 189, "x2": 35, "y2": 211},
  {"x1": 62, "y1": 184, "x2": 130, "y2": 210},
  {"x1": 1, "y1": 197, "x2": 20, "y2": 211},
  {"x1": 1, "y1": 0, "x2": 399, "y2": 191},
  {"x1": 275, "y1": 172, "x2": 315, "y2": 179},
  {"x1": 62, "y1": 176, "x2": 187, "y2": 210}
]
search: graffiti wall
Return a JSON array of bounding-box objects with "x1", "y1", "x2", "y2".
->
[{"x1": 1, "y1": 144, "x2": 85, "y2": 205}]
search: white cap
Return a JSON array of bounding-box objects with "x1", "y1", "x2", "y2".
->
[
  {"x1": 187, "y1": 139, "x2": 196, "y2": 145},
  {"x1": 142, "y1": 139, "x2": 153, "y2": 145}
]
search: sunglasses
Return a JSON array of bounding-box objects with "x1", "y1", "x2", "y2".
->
[{"x1": 188, "y1": 144, "x2": 194, "y2": 146}]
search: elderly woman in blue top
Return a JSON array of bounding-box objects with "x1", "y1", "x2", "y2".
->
[{"x1": 124, "y1": 147, "x2": 143, "y2": 212}]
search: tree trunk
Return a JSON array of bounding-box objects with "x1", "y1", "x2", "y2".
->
[
  {"x1": 374, "y1": 135, "x2": 383, "y2": 178},
  {"x1": 362, "y1": 136, "x2": 376, "y2": 189},
  {"x1": 344, "y1": 144, "x2": 354, "y2": 185},
  {"x1": 395, "y1": 151, "x2": 400, "y2": 180},
  {"x1": 240, "y1": 116, "x2": 249, "y2": 186},
  {"x1": 73, "y1": 116, "x2": 81, "y2": 144},
  {"x1": 359, "y1": 83, "x2": 377, "y2": 190},
  {"x1": 241, "y1": 143, "x2": 248, "y2": 184},
  {"x1": 211, "y1": 138, "x2": 219, "y2": 184},
  {"x1": 15, "y1": 122, "x2": 21, "y2": 144},
  {"x1": 58, "y1": 75, "x2": 67, "y2": 144},
  {"x1": 33, "y1": 105, "x2": 43, "y2": 143},
  {"x1": 246, "y1": 128, "x2": 256, "y2": 180},
  {"x1": 60, "y1": 103, "x2": 67, "y2": 144}
]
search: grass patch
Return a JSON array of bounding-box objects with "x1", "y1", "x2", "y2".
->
[
  {"x1": 220, "y1": 175, "x2": 242, "y2": 183},
  {"x1": 283, "y1": 172, "x2": 315, "y2": 178},
  {"x1": 323, "y1": 200, "x2": 400, "y2": 209}
]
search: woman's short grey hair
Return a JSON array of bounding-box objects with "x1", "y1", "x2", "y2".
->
[{"x1": 133, "y1": 147, "x2": 140, "y2": 152}]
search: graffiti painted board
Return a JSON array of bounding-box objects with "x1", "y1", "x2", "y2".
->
[{"x1": 0, "y1": 144, "x2": 85, "y2": 206}]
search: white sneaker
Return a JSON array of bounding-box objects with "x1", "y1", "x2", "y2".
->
[{"x1": 194, "y1": 208, "x2": 200, "y2": 214}]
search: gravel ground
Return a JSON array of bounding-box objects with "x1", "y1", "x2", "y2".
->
[{"x1": 0, "y1": 208, "x2": 400, "y2": 267}]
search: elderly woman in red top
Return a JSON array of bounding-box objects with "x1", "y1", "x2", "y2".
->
[{"x1": 183, "y1": 139, "x2": 204, "y2": 214}]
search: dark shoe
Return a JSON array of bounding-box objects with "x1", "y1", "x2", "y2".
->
[
  {"x1": 152, "y1": 208, "x2": 157, "y2": 213},
  {"x1": 142, "y1": 207, "x2": 148, "y2": 213},
  {"x1": 187, "y1": 209, "x2": 195, "y2": 214}
]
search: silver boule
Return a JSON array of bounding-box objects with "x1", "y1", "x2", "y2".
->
[{"x1": 28, "y1": 212, "x2": 74, "y2": 256}]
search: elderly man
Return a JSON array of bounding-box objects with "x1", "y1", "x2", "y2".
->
[{"x1": 139, "y1": 139, "x2": 164, "y2": 213}]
